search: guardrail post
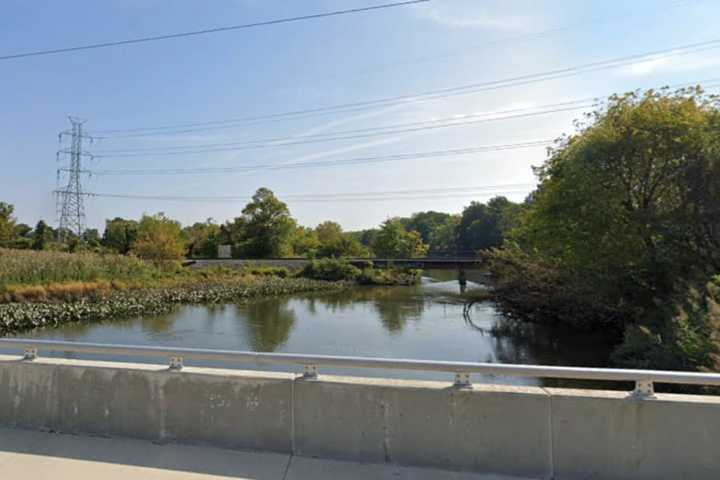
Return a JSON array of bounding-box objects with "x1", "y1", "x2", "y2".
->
[
  {"x1": 454, "y1": 372, "x2": 471, "y2": 388},
  {"x1": 303, "y1": 364, "x2": 318, "y2": 379},
  {"x1": 23, "y1": 347, "x2": 38, "y2": 361},
  {"x1": 633, "y1": 380, "x2": 655, "y2": 399},
  {"x1": 169, "y1": 356, "x2": 184, "y2": 371}
]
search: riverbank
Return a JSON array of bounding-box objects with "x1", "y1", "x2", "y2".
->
[
  {"x1": 0, "y1": 250, "x2": 425, "y2": 336},
  {"x1": 0, "y1": 276, "x2": 348, "y2": 336}
]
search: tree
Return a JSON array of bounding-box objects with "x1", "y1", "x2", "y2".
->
[
  {"x1": 491, "y1": 87, "x2": 720, "y2": 369},
  {"x1": 372, "y1": 219, "x2": 428, "y2": 258},
  {"x1": 14, "y1": 223, "x2": 32, "y2": 238},
  {"x1": 347, "y1": 229, "x2": 379, "y2": 250},
  {"x1": 403, "y1": 211, "x2": 452, "y2": 249},
  {"x1": 456, "y1": 196, "x2": 520, "y2": 254},
  {"x1": 184, "y1": 219, "x2": 221, "y2": 258},
  {"x1": 131, "y1": 213, "x2": 185, "y2": 261},
  {"x1": 82, "y1": 229, "x2": 101, "y2": 247},
  {"x1": 0, "y1": 202, "x2": 17, "y2": 243},
  {"x1": 428, "y1": 215, "x2": 460, "y2": 253},
  {"x1": 315, "y1": 221, "x2": 367, "y2": 258},
  {"x1": 103, "y1": 218, "x2": 139, "y2": 254},
  {"x1": 31, "y1": 220, "x2": 54, "y2": 250},
  {"x1": 291, "y1": 226, "x2": 320, "y2": 258},
  {"x1": 227, "y1": 188, "x2": 297, "y2": 258}
]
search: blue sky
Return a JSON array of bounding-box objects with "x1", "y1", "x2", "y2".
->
[{"x1": 2, "y1": 0, "x2": 720, "y2": 231}]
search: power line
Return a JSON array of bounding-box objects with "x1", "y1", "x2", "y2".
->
[
  {"x1": 92, "y1": 102, "x2": 594, "y2": 156},
  {"x1": 84, "y1": 184, "x2": 535, "y2": 204},
  {"x1": 85, "y1": 141, "x2": 552, "y2": 176},
  {"x1": 92, "y1": 78, "x2": 720, "y2": 157},
  {"x1": 0, "y1": 1, "x2": 428, "y2": 61},
  {"x1": 94, "y1": 40, "x2": 720, "y2": 137}
]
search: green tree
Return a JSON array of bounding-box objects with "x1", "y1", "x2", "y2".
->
[
  {"x1": 0, "y1": 202, "x2": 17, "y2": 243},
  {"x1": 31, "y1": 220, "x2": 54, "y2": 250},
  {"x1": 14, "y1": 223, "x2": 32, "y2": 238},
  {"x1": 227, "y1": 188, "x2": 297, "y2": 258},
  {"x1": 291, "y1": 226, "x2": 320, "y2": 258},
  {"x1": 184, "y1": 219, "x2": 221, "y2": 258},
  {"x1": 82, "y1": 229, "x2": 101, "y2": 248},
  {"x1": 403, "y1": 211, "x2": 453, "y2": 251},
  {"x1": 102, "y1": 217, "x2": 139, "y2": 254},
  {"x1": 428, "y1": 215, "x2": 460, "y2": 253},
  {"x1": 491, "y1": 87, "x2": 720, "y2": 368},
  {"x1": 315, "y1": 221, "x2": 367, "y2": 258},
  {"x1": 372, "y1": 219, "x2": 428, "y2": 258},
  {"x1": 132, "y1": 213, "x2": 185, "y2": 261},
  {"x1": 456, "y1": 196, "x2": 520, "y2": 254}
]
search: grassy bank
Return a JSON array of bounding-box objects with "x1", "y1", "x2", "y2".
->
[
  {"x1": 0, "y1": 248, "x2": 159, "y2": 287},
  {"x1": 0, "y1": 250, "x2": 424, "y2": 336}
]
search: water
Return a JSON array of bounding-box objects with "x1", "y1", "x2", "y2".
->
[{"x1": 15, "y1": 270, "x2": 615, "y2": 386}]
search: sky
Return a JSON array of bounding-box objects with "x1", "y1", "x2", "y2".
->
[{"x1": 2, "y1": 0, "x2": 720, "y2": 232}]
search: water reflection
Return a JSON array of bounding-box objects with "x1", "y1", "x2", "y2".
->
[
  {"x1": 19, "y1": 269, "x2": 615, "y2": 385},
  {"x1": 236, "y1": 299, "x2": 296, "y2": 351}
]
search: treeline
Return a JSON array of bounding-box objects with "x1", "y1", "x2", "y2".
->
[
  {"x1": 0, "y1": 188, "x2": 520, "y2": 261},
  {"x1": 487, "y1": 87, "x2": 720, "y2": 372}
]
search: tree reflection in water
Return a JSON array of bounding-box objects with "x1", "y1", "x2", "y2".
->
[
  {"x1": 292, "y1": 287, "x2": 426, "y2": 334},
  {"x1": 236, "y1": 298, "x2": 297, "y2": 351}
]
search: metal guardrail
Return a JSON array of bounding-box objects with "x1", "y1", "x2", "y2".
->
[{"x1": 1, "y1": 338, "x2": 720, "y2": 398}]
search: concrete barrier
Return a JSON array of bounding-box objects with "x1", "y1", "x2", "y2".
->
[{"x1": 0, "y1": 354, "x2": 718, "y2": 479}]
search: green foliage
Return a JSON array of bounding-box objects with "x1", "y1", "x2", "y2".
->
[
  {"x1": 242, "y1": 265, "x2": 291, "y2": 278},
  {"x1": 14, "y1": 223, "x2": 32, "y2": 238},
  {"x1": 356, "y1": 267, "x2": 422, "y2": 286},
  {"x1": 457, "y1": 196, "x2": 520, "y2": 253},
  {"x1": 184, "y1": 219, "x2": 221, "y2": 258},
  {"x1": 314, "y1": 221, "x2": 368, "y2": 258},
  {"x1": 131, "y1": 213, "x2": 185, "y2": 262},
  {"x1": 402, "y1": 211, "x2": 450, "y2": 244},
  {"x1": 82, "y1": 229, "x2": 101, "y2": 247},
  {"x1": 486, "y1": 246, "x2": 626, "y2": 331},
  {"x1": 102, "y1": 217, "x2": 138, "y2": 254},
  {"x1": 372, "y1": 219, "x2": 428, "y2": 258},
  {"x1": 226, "y1": 188, "x2": 297, "y2": 258},
  {"x1": 31, "y1": 220, "x2": 54, "y2": 250},
  {"x1": 427, "y1": 215, "x2": 460, "y2": 253},
  {"x1": 612, "y1": 276, "x2": 720, "y2": 371},
  {"x1": 291, "y1": 226, "x2": 320, "y2": 258},
  {"x1": 0, "y1": 202, "x2": 17, "y2": 244},
  {"x1": 490, "y1": 87, "x2": 720, "y2": 370},
  {"x1": 299, "y1": 258, "x2": 361, "y2": 281}
]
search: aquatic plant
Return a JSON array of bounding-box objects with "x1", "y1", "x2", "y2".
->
[{"x1": 0, "y1": 277, "x2": 347, "y2": 335}]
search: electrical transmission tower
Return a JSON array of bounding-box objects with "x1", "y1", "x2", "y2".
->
[{"x1": 56, "y1": 117, "x2": 93, "y2": 239}]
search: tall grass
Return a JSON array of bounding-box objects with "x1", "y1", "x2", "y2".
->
[{"x1": 0, "y1": 248, "x2": 158, "y2": 289}]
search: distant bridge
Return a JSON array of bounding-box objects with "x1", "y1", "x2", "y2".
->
[
  {"x1": 186, "y1": 256, "x2": 484, "y2": 270},
  {"x1": 348, "y1": 257, "x2": 483, "y2": 269}
]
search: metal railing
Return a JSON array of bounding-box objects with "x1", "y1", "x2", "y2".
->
[{"x1": 1, "y1": 338, "x2": 720, "y2": 398}]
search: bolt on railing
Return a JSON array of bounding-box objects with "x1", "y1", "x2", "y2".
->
[{"x1": 4, "y1": 338, "x2": 720, "y2": 399}]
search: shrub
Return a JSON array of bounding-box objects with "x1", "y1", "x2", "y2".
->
[
  {"x1": 299, "y1": 258, "x2": 360, "y2": 282},
  {"x1": 357, "y1": 267, "x2": 422, "y2": 286}
]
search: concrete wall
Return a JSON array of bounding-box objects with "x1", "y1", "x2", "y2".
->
[{"x1": 0, "y1": 355, "x2": 718, "y2": 479}]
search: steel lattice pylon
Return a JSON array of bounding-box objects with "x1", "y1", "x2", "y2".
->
[{"x1": 56, "y1": 117, "x2": 92, "y2": 239}]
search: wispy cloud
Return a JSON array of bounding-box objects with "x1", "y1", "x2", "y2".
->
[
  {"x1": 416, "y1": 2, "x2": 538, "y2": 31},
  {"x1": 616, "y1": 53, "x2": 720, "y2": 77}
]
